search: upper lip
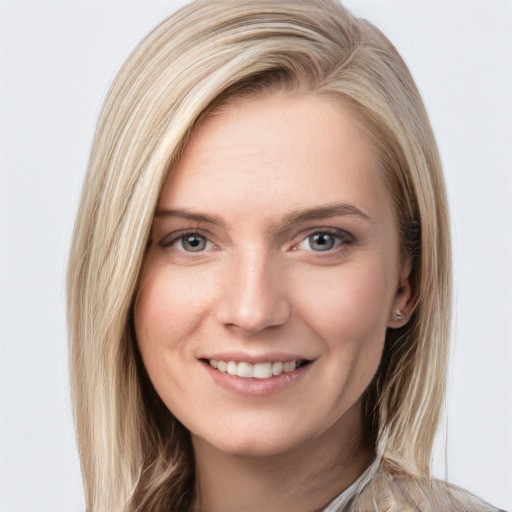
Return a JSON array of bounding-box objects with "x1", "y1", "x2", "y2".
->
[{"x1": 198, "y1": 352, "x2": 314, "y2": 364}]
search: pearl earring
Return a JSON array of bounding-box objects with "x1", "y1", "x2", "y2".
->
[{"x1": 394, "y1": 310, "x2": 405, "y2": 321}]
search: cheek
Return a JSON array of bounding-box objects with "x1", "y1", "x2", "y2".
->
[
  {"x1": 134, "y1": 266, "x2": 207, "y2": 393},
  {"x1": 293, "y1": 259, "x2": 394, "y2": 391},
  {"x1": 135, "y1": 263, "x2": 218, "y2": 349},
  {"x1": 295, "y1": 258, "x2": 394, "y2": 341},
  {"x1": 133, "y1": 266, "x2": 214, "y2": 422}
]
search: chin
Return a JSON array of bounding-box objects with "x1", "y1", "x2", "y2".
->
[
  {"x1": 192, "y1": 417, "x2": 311, "y2": 459},
  {"x1": 210, "y1": 436, "x2": 300, "y2": 459}
]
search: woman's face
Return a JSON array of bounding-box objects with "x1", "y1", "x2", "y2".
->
[{"x1": 135, "y1": 94, "x2": 411, "y2": 458}]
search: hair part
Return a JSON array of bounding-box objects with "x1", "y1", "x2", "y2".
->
[{"x1": 67, "y1": 1, "x2": 451, "y2": 510}]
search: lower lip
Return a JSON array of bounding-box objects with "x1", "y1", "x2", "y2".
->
[{"x1": 201, "y1": 361, "x2": 312, "y2": 397}]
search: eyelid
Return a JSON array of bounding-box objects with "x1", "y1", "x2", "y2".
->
[
  {"x1": 158, "y1": 229, "x2": 216, "y2": 251},
  {"x1": 293, "y1": 227, "x2": 353, "y2": 251}
]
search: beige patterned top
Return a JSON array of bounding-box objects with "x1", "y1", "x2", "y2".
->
[{"x1": 321, "y1": 459, "x2": 505, "y2": 512}]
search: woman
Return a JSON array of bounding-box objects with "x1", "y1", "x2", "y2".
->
[{"x1": 67, "y1": 1, "x2": 504, "y2": 511}]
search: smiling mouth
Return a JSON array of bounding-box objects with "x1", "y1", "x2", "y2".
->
[{"x1": 203, "y1": 359, "x2": 311, "y2": 379}]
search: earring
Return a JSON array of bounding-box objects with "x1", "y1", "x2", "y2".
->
[{"x1": 394, "y1": 310, "x2": 405, "y2": 322}]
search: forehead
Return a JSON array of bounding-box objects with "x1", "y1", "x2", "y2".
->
[{"x1": 159, "y1": 94, "x2": 390, "y2": 223}]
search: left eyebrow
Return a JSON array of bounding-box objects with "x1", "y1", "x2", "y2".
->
[{"x1": 277, "y1": 203, "x2": 373, "y2": 232}]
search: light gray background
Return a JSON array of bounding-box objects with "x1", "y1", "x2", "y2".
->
[{"x1": 1, "y1": 1, "x2": 510, "y2": 510}]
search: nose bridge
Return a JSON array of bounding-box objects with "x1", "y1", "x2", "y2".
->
[{"x1": 216, "y1": 245, "x2": 290, "y2": 333}]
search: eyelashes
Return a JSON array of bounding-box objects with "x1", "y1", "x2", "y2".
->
[
  {"x1": 159, "y1": 231, "x2": 218, "y2": 252},
  {"x1": 158, "y1": 228, "x2": 353, "y2": 255},
  {"x1": 294, "y1": 228, "x2": 352, "y2": 253}
]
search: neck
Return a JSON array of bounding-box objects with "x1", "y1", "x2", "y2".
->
[{"x1": 190, "y1": 402, "x2": 372, "y2": 512}]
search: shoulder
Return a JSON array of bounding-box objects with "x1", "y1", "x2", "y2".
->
[
  {"x1": 391, "y1": 474, "x2": 503, "y2": 512},
  {"x1": 348, "y1": 469, "x2": 504, "y2": 512}
]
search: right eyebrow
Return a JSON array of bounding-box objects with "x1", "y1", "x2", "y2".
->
[{"x1": 154, "y1": 208, "x2": 226, "y2": 227}]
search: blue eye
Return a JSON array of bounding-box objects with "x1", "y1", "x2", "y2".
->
[
  {"x1": 295, "y1": 230, "x2": 349, "y2": 252},
  {"x1": 180, "y1": 234, "x2": 207, "y2": 252},
  {"x1": 308, "y1": 233, "x2": 337, "y2": 251},
  {"x1": 159, "y1": 232, "x2": 213, "y2": 252}
]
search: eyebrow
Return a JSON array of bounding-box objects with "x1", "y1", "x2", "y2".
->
[
  {"x1": 280, "y1": 203, "x2": 372, "y2": 227},
  {"x1": 154, "y1": 203, "x2": 372, "y2": 229},
  {"x1": 154, "y1": 208, "x2": 226, "y2": 226}
]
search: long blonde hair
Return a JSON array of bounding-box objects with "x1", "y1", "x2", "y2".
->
[{"x1": 67, "y1": 1, "x2": 451, "y2": 510}]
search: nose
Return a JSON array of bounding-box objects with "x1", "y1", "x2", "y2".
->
[{"x1": 215, "y1": 250, "x2": 291, "y2": 334}]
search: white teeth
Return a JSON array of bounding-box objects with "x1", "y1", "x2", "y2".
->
[
  {"x1": 253, "y1": 362, "x2": 272, "y2": 379},
  {"x1": 272, "y1": 361, "x2": 283, "y2": 376},
  {"x1": 283, "y1": 360, "x2": 296, "y2": 372},
  {"x1": 236, "y1": 362, "x2": 253, "y2": 378},
  {"x1": 226, "y1": 361, "x2": 237, "y2": 375},
  {"x1": 208, "y1": 359, "x2": 302, "y2": 378}
]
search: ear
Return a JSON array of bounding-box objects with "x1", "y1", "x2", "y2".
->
[{"x1": 387, "y1": 258, "x2": 414, "y2": 329}]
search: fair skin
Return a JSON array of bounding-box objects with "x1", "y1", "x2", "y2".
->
[{"x1": 135, "y1": 94, "x2": 412, "y2": 512}]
